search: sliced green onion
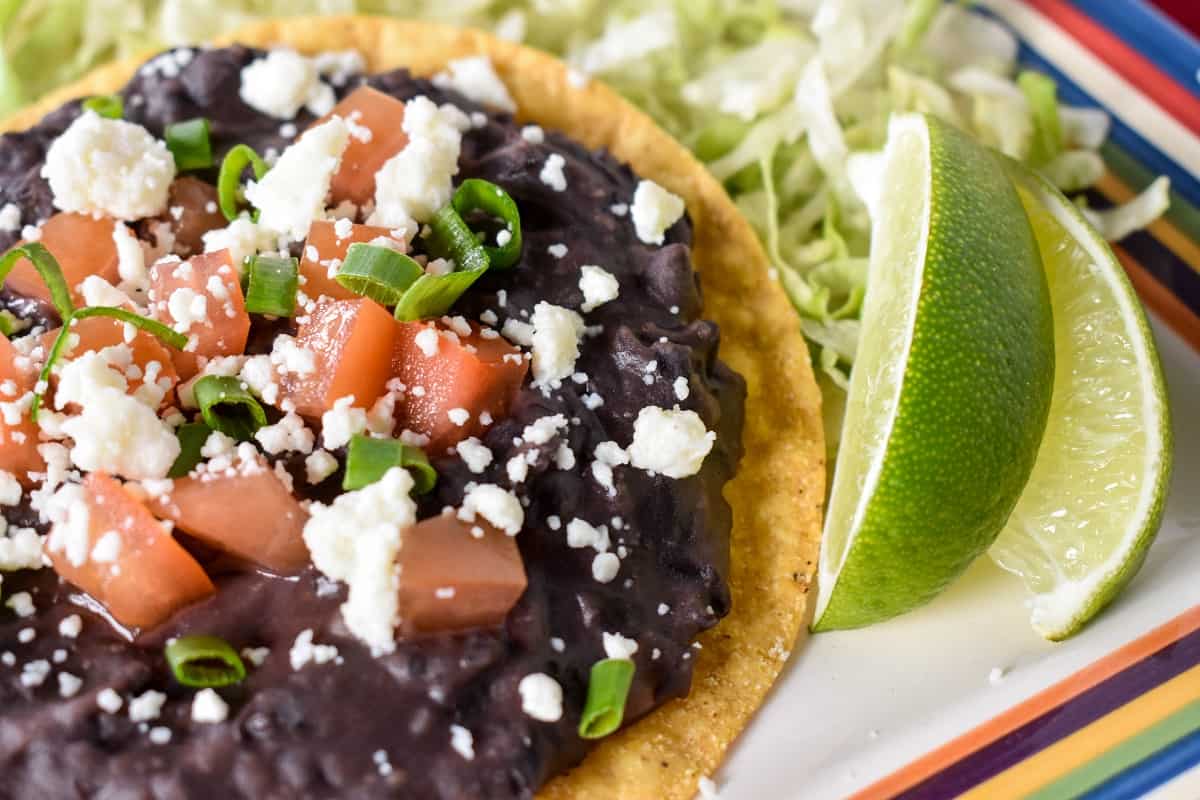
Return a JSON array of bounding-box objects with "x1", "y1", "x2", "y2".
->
[
  {"x1": 217, "y1": 144, "x2": 270, "y2": 221},
  {"x1": 192, "y1": 375, "x2": 267, "y2": 441},
  {"x1": 82, "y1": 94, "x2": 123, "y2": 119},
  {"x1": 73, "y1": 306, "x2": 188, "y2": 349},
  {"x1": 392, "y1": 266, "x2": 487, "y2": 322},
  {"x1": 0, "y1": 310, "x2": 20, "y2": 337},
  {"x1": 31, "y1": 306, "x2": 188, "y2": 420},
  {"x1": 245, "y1": 255, "x2": 299, "y2": 317},
  {"x1": 343, "y1": 433, "x2": 436, "y2": 493},
  {"x1": 0, "y1": 242, "x2": 75, "y2": 321},
  {"x1": 32, "y1": 324, "x2": 75, "y2": 421},
  {"x1": 423, "y1": 205, "x2": 490, "y2": 274},
  {"x1": 165, "y1": 635, "x2": 246, "y2": 688},
  {"x1": 451, "y1": 178, "x2": 523, "y2": 270},
  {"x1": 578, "y1": 658, "x2": 636, "y2": 740},
  {"x1": 165, "y1": 117, "x2": 213, "y2": 172},
  {"x1": 1018, "y1": 70, "x2": 1063, "y2": 167},
  {"x1": 169, "y1": 421, "x2": 212, "y2": 478},
  {"x1": 335, "y1": 244, "x2": 423, "y2": 306}
]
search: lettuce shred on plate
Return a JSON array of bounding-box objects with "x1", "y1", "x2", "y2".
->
[{"x1": 0, "y1": 0, "x2": 1171, "y2": 397}]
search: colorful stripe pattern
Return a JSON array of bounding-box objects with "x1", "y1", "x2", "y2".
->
[
  {"x1": 855, "y1": 1, "x2": 1200, "y2": 797},
  {"x1": 854, "y1": 610, "x2": 1200, "y2": 799}
]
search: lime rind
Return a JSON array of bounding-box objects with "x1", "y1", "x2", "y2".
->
[
  {"x1": 990, "y1": 167, "x2": 1172, "y2": 641},
  {"x1": 813, "y1": 114, "x2": 1055, "y2": 631}
]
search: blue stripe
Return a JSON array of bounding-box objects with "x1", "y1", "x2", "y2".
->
[
  {"x1": 1072, "y1": 0, "x2": 1200, "y2": 102},
  {"x1": 1012, "y1": 39, "x2": 1200, "y2": 208},
  {"x1": 1081, "y1": 727, "x2": 1200, "y2": 800}
]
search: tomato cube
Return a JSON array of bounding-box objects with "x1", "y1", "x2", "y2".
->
[
  {"x1": 41, "y1": 315, "x2": 180, "y2": 408},
  {"x1": 313, "y1": 86, "x2": 409, "y2": 207},
  {"x1": 150, "y1": 457, "x2": 309, "y2": 574},
  {"x1": 5, "y1": 213, "x2": 120, "y2": 306},
  {"x1": 282, "y1": 297, "x2": 396, "y2": 418},
  {"x1": 397, "y1": 512, "x2": 527, "y2": 636},
  {"x1": 392, "y1": 321, "x2": 528, "y2": 452},
  {"x1": 299, "y1": 219, "x2": 403, "y2": 303},
  {"x1": 149, "y1": 249, "x2": 250, "y2": 379},
  {"x1": 154, "y1": 177, "x2": 227, "y2": 257},
  {"x1": 46, "y1": 473, "x2": 214, "y2": 631},
  {"x1": 0, "y1": 336, "x2": 43, "y2": 484}
]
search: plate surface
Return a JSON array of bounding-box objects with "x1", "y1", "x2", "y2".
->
[{"x1": 719, "y1": 2, "x2": 1200, "y2": 797}]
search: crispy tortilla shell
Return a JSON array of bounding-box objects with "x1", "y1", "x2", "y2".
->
[{"x1": 2, "y1": 18, "x2": 825, "y2": 799}]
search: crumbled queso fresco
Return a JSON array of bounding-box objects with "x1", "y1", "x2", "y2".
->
[{"x1": 0, "y1": 43, "x2": 742, "y2": 800}]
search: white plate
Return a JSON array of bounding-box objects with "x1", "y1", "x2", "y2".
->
[{"x1": 719, "y1": 316, "x2": 1200, "y2": 799}]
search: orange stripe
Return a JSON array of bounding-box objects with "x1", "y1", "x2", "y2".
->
[
  {"x1": 850, "y1": 606, "x2": 1200, "y2": 800},
  {"x1": 1094, "y1": 173, "x2": 1200, "y2": 272},
  {"x1": 1115, "y1": 247, "x2": 1200, "y2": 354}
]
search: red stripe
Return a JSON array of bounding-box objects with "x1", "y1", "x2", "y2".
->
[{"x1": 1023, "y1": 0, "x2": 1200, "y2": 138}]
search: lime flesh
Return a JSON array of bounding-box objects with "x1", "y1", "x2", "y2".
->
[
  {"x1": 813, "y1": 114, "x2": 1055, "y2": 631},
  {"x1": 989, "y1": 166, "x2": 1172, "y2": 641}
]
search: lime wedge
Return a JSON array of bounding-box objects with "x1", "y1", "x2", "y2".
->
[
  {"x1": 989, "y1": 165, "x2": 1172, "y2": 641},
  {"x1": 812, "y1": 114, "x2": 1055, "y2": 631}
]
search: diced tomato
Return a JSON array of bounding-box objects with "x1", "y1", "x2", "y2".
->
[
  {"x1": 153, "y1": 177, "x2": 227, "y2": 257},
  {"x1": 313, "y1": 86, "x2": 409, "y2": 207},
  {"x1": 150, "y1": 458, "x2": 309, "y2": 574},
  {"x1": 282, "y1": 297, "x2": 396, "y2": 418},
  {"x1": 149, "y1": 249, "x2": 250, "y2": 380},
  {"x1": 0, "y1": 336, "x2": 43, "y2": 484},
  {"x1": 46, "y1": 473, "x2": 214, "y2": 630},
  {"x1": 397, "y1": 512, "x2": 527, "y2": 635},
  {"x1": 299, "y1": 220, "x2": 401, "y2": 302},
  {"x1": 40, "y1": 316, "x2": 180, "y2": 408},
  {"x1": 391, "y1": 321, "x2": 528, "y2": 452},
  {"x1": 4, "y1": 213, "x2": 120, "y2": 306}
]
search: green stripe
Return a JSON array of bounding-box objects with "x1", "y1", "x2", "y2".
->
[
  {"x1": 1100, "y1": 142, "x2": 1200, "y2": 244},
  {"x1": 1025, "y1": 698, "x2": 1200, "y2": 800}
]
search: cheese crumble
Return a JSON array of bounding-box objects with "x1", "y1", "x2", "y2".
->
[
  {"x1": 455, "y1": 438, "x2": 493, "y2": 474},
  {"x1": 369, "y1": 96, "x2": 470, "y2": 231},
  {"x1": 191, "y1": 688, "x2": 229, "y2": 724},
  {"x1": 518, "y1": 673, "x2": 564, "y2": 722},
  {"x1": 42, "y1": 112, "x2": 176, "y2": 220},
  {"x1": 627, "y1": 406, "x2": 715, "y2": 479},
  {"x1": 55, "y1": 351, "x2": 180, "y2": 480},
  {"x1": 530, "y1": 302, "x2": 583, "y2": 387},
  {"x1": 432, "y1": 56, "x2": 517, "y2": 112},
  {"x1": 449, "y1": 724, "x2": 475, "y2": 761},
  {"x1": 579, "y1": 265, "x2": 619, "y2": 312},
  {"x1": 539, "y1": 153, "x2": 567, "y2": 192},
  {"x1": 303, "y1": 467, "x2": 417, "y2": 655},
  {"x1": 630, "y1": 179, "x2": 685, "y2": 245},
  {"x1": 239, "y1": 49, "x2": 334, "y2": 119},
  {"x1": 246, "y1": 117, "x2": 350, "y2": 242},
  {"x1": 457, "y1": 484, "x2": 524, "y2": 536}
]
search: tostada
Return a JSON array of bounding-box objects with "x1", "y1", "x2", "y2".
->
[{"x1": 0, "y1": 18, "x2": 823, "y2": 800}]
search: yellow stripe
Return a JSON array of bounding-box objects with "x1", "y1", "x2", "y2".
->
[
  {"x1": 959, "y1": 664, "x2": 1200, "y2": 799},
  {"x1": 1095, "y1": 172, "x2": 1200, "y2": 272}
]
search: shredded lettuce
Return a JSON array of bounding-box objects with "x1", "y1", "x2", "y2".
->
[
  {"x1": 0, "y1": 0, "x2": 1171, "y2": 423},
  {"x1": 1080, "y1": 176, "x2": 1172, "y2": 242},
  {"x1": 1018, "y1": 69, "x2": 1064, "y2": 166}
]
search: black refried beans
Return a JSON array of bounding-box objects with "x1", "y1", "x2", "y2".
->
[{"x1": 0, "y1": 45, "x2": 746, "y2": 799}]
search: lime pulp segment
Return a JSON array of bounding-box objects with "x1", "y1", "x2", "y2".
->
[{"x1": 989, "y1": 168, "x2": 1172, "y2": 640}]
